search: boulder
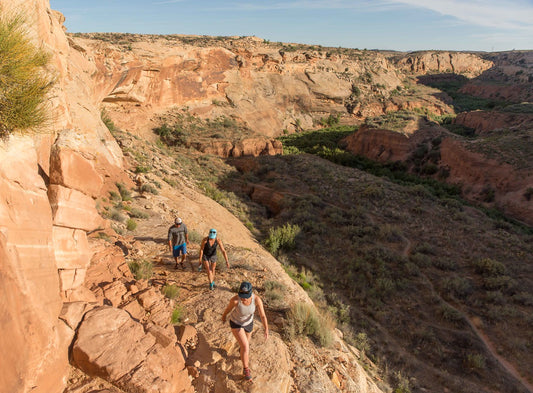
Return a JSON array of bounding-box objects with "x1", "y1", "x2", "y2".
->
[
  {"x1": 72, "y1": 306, "x2": 192, "y2": 392},
  {"x1": 72, "y1": 306, "x2": 156, "y2": 380}
]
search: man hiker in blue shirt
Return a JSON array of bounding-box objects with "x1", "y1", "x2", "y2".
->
[
  {"x1": 198, "y1": 228, "x2": 229, "y2": 290},
  {"x1": 168, "y1": 217, "x2": 189, "y2": 269}
]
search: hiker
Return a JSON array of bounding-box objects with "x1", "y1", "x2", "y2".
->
[
  {"x1": 168, "y1": 217, "x2": 189, "y2": 269},
  {"x1": 221, "y1": 281, "x2": 269, "y2": 381},
  {"x1": 198, "y1": 228, "x2": 229, "y2": 290}
]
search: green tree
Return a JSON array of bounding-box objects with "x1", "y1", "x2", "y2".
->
[{"x1": 0, "y1": 14, "x2": 54, "y2": 137}]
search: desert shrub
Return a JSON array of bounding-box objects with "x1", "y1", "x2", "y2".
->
[
  {"x1": 473, "y1": 258, "x2": 506, "y2": 276},
  {"x1": 140, "y1": 183, "x2": 159, "y2": 195},
  {"x1": 443, "y1": 276, "x2": 472, "y2": 298},
  {"x1": 116, "y1": 182, "x2": 132, "y2": 201},
  {"x1": 0, "y1": 14, "x2": 54, "y2": 136},
  {"x1": 410, "y1": 252, "x2": 431, "y2": 267},
  {"x1": 187, "y1": 229, "x2": 203, "y2": 244},
  {"x1": 135, "y1": 165, "x2": 151, "y2": 173},
  {"x1": 482, "y1": 275, "x2": 515, "y2": 291},
  {"x1": 128, "y1": 259, "x2": 153, "y2": 280},
  {"x1": 524, "y1": 187, "x2": 533, "y2": 201},
  {"x1": 108, "y1": 208, "x2": 126, "y2": 222},
  {"x1": 392, "y1": 371, "x2": 411, "y2": 393},
  {"x1": 101, "y1": 109, "x2": 118, "y2": 134},
  {"x1": 433, "y1": 257, "x2": 458, "y2": 271},
  {"x1": 109, "y1": 190, "x2": 121, "y2": 203},
  {"x1": 287, "y1": 302, "x2": 333, "y2": 347},
  {"x1": 264, "y1": 280, "x2": 286, "y2": 307},
  {"x1": 512, "y1": 291, "x2": 533, "y2": 306},
  {"x1": 170, "y1": 305, "x2": 183, "y2": 324},
  {"x1": 130, "y1": 208, "x2": 149, "y2": 219},
  {"x1": 439, "y1": 303, "x2": 463, "y2": 323},
  {"x1": 163, "y1": 177, "x2": 178, "y2": 187},
  {"x1": 354, "y1": 332, "x2": 370, "y2": 355},
  {"x1": 162, "y1": 284, "x2": 180, "y2": 299},
  {"x1": 264, "y1": 223, "x2": 301, "y2": 256},
  {"x1": 126, "y1": 219, "x2": 137, "y2": 231},
  {"x1": 464, "y1": 352, "x2": 486, "y2": 373}
]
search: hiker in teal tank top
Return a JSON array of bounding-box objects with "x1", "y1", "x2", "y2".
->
[
  {"x1": 198, "y1": 228, "x2": 229, "y2": 290},
  {"x1": 221, "y1": 281, "x2": 269, "y2": 381}
]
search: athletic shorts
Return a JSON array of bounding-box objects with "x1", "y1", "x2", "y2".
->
[
  {"x1": 202, "y1": 254, "x2": 217, "y2": 264},
  {"x1": 230, "y1": 320, "x2": 253, "y2": 333},
  {"x1": 173, "y1": 243, "x2": 187, "y2": 257}
]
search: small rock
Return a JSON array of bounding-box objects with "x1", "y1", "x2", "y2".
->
[{"x1": 187, "y1": 366, "x2": 200, "y2": 378}]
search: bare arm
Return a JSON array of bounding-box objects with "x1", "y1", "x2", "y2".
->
[
  {"x1": 199, "y1": 237, "x2": 207, "y2": 263},
  {"x1": 222, "y1": 296, "x2": 239, "y2": 323},
  {"x1": 255, "y1": 295, "x2": 269, "y2": 340},
  {"x1": 218, "y1": 239, "x2": 230, "y2": 267}
]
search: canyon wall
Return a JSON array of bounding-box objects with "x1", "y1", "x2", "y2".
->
[{"x1": 0, "y1": 1, "x2": 125, "y2": 391}]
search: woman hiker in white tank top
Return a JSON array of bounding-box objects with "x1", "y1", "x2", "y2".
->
[{"x1": 221, "y1": 281, "x2": 269, "y2": 381}]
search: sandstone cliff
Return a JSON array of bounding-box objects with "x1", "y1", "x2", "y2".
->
[{"x1": 1, "y1": 1, "x2": 126, "y2": 391}]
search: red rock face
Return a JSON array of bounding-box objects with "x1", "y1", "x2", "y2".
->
[
  {"x1": 342, "y1": 127, "x2": 413, "y2": 163},
  {"x1": 439, "y1": 138, "x2": 533, "y2": 225},
  {"x1": 455, "y1": 111, "x2": 533, "y2": 134}
]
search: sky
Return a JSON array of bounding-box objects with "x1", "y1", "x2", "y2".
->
[{"x1": 49, "y1": 0, "x2": 533, "y2": 52}]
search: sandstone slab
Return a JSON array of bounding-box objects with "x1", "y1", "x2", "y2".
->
[
  {"x1": 72, "y1": 306, "x2": 156, "y2": 380},
  {"x1": 48, "y1": 184, "x2": 104, "y2": 231},
  {"x1": 53, "y1": 226, "x2": 92, "y2": 269}
]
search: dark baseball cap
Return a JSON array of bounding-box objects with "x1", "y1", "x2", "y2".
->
[{"x1": 238, "y1": 281, "x2": 252, "y2": 298}]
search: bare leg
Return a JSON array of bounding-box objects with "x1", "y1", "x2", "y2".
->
[
  {"x1": 231, "y1": 328, "x2": 250, "y2": 369},
  {"x1": 209, "y1": 261, "x2": 217, "y2": 284},
  {"x1": 203, "y1": 259, "x2": 211, "y2": 284}
]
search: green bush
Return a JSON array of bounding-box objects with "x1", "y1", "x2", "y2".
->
[
  {"x1": 0, "y1": 14, "x2": 54, "y2": 136},
  {"x1": 264, "y1": 223, "x2": 301, "y2": 256},
  {"x1": 171, "y1": 305, "x2": 183, "y2": 324},
  {"x1": 126, "y1": 219, "x2": 137, "y2": 231},
  {"x1": 162, "y1": 284, "x2": 180, "y2": 299},
  {"x1": 128, "y1": 259, "x2": 153, "y2": 280}
]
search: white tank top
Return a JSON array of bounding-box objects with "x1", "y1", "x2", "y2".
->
[{"x1": 230, "y1": 293, "x2": 255, "y2": 326}]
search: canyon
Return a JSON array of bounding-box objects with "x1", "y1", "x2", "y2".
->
[{"x1": 1, "y1": 1, "x2": 532, "y2": 393}]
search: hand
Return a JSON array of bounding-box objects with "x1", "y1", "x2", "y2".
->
[
  {"x1": 226, "y1": 262, "x2": 230, "y2": 268},
  {"x1": 222, "y1": 315, "x2": 226, "y2": 323},
  {"x1": 264, "y1": 329, "x2": 269, "y2": 340}
]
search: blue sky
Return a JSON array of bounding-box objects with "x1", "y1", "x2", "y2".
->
[{"x1": 49, "y1": 0, "x2": 533, "y2": 52}]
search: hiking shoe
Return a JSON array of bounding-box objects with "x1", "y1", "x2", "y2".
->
[
  {"x1": 243, "y1": 367, "x2": 252, "y2": 381},
  {"x1": 198, "y1": 265, "x2": 202, "y2": 272},
  {"x1": 209, "y1": 282, "x2": 214, "y2": 290},
  {"x1": 212, "y1": 281, "x2": 216, "y2": 288}
]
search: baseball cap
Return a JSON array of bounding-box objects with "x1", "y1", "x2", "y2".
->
[
  {"x1": 238, "y1": 281, "x2": 252, "y2": 298},
  {"x1": 175, "y1": 217, "x2": 182, "y2": 224},
  {"x1": 209, "y1": 228, "x2": 217, "y2": 239}
]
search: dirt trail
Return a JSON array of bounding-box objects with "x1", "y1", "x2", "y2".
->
[{"x1": 418, "y1": 273, "x2": 533, "y2": 393}]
